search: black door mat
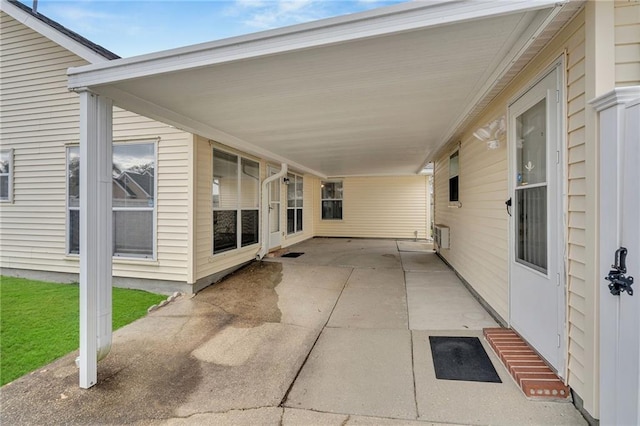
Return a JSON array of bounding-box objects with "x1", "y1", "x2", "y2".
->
[
  {"x1": 282, "y1": 252, "x2": 304, "y2": 258},
  {"x1": 429, "y1": 336, "x2": 502, "y2": 383}
]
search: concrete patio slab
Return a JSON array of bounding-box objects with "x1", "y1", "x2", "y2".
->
[
  {"x1": 1, "y1": 238, "x2": 587, "y2": 426},
  {"x1": 284, "y1": 327, "x2": 417, "y2": 419},
  {"x1": 412, "y1": 330, "x2": 587, "y2": 425},
  {"x1": 283, "y1": 408, "x2": 348, "y2": 425},
  {"x1": 328, "y1": 267, "x2": 408, "y2": 329},
  {"x1": 406, "y1": 271, "x2": 497, "y2": 330},
  {"x1": 397, "y1": 241, "x2": 434, "y2": 253},
  {"x1": 175, "y1": 322, "x2": 317, "y2": 416},
  {"x1": 400, "y1": 251, "x2": 450, "y2": 272},
  {"x1": 159, "y1": 407, "x2": 283, "y2": 425},
  {"x1": 274, "y1": 263, "x2": 351, "y2": 328},
  {"x1": 279, "y1": 238, "x2": 402, "y2": 269},
  {"x1": 327, "y1": 284, "x2": 408, "y2": 329},
  {"x1": 344, "y1": 267, "x2": 406, "y2": 290}
]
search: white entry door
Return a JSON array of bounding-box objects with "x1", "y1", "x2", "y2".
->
[
  {"x1": 509, "y1": 65, "x2": 564, "y2": 373},
  {"x1": 268, "y1": 167, "x2": 281, "y2": 250},
  {"x1": 597, "y1": 89, "x2": 640, "y2": 426}
]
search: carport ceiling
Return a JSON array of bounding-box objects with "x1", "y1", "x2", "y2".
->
[{"x1": 68, "y1": 1, "x2": 580, "y2": 178}]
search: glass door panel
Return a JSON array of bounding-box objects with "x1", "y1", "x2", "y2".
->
[{"x1": 515, "y1": 98, "x2": 547, "y2": 273}]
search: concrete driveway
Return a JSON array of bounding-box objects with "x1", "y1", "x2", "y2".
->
[{"x1": 1, "y1": 238, "x2": 586, "y2": 425}]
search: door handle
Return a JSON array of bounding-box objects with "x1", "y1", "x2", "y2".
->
[
  {"x1": 505, "y1": 197, "x2": 512, "y2": 217},
  {"x1": 605, "y1": 247, "x2": 634, "y2": 296}
]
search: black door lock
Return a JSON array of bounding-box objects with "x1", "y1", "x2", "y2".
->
[{"x1": 605, "y1": 247, "x2": 634, "y2": 296}]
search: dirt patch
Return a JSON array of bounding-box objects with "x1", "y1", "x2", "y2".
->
[{"x1": 197, "y1": 261, "x2": 283, "y2": 328}]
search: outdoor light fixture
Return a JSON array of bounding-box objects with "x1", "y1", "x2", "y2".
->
[
  {"x1": 283, "y1": 177, "x2": 290, "y2": 184},
  {"x1": 473, "y1": 116, "x2": 505, "y2": 149}
]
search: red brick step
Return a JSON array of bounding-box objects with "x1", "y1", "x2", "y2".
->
[{"x1": 484, "y1": 327, "x2": 570, "y2": 400}]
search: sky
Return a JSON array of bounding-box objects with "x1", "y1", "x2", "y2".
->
[{"x1": 21, "y1": 0, "x2": 409, "y2": 57}]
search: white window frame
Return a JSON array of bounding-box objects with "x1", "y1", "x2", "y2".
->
[
  {"x1": 212, "y1": 147, "x2": 261, "y2": 255},
  {"x1": 286, "y1": 172, "x2": 303, "y2": 235},
  {"x1": 448, "y1": 149, "x2": 461, "y2": 207},
  {"x1": 66, "y1": 141, "x2": 158, "y2": 260},
  {"x1": 0, "y1": 149, "x2": 14, "y2": 203},
  {"x1": 321, "y1": 180, "x2": 343, "y2": 220}
]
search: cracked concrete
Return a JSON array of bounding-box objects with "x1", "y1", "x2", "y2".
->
[{"x1": 1, "y1": 239, "x2": 586, "y2": 425}]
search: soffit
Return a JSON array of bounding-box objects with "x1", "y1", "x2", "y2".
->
[{"x1": 68, "y1": 1, "x2": 581, "y2": 177}]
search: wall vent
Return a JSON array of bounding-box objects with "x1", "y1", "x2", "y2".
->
[{"x1": 434, "y1": 224, "x2": 450, "y2": 250}]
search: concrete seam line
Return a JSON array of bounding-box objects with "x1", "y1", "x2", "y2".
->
[{"x1": 278, "y1": 267, "x2": 355, "y2": 407}]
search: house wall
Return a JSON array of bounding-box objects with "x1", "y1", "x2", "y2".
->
[
  {"x1": 194, "y1": 137, "x2": 316, "y2": 284},
  {"x1": 313, "y1": 176, "x2": 429, "y2": 240},
  {"x1": 0, "y1": 11, "x2": 192, "y2": 287},
  {"x1": 615, "y1": 1, "x2": 640, "y2": 86},
  {"x1": 433, "y1": 7, "x2": 602, "y2": 416}
]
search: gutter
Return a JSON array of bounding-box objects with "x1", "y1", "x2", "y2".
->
[{"x1": 256, "y1": 163, "x2": 288, "y2": 260}]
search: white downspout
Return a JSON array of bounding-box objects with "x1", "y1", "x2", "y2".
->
[{"x1": 256, "y1": 163, "x2": 287, "y2": 260}]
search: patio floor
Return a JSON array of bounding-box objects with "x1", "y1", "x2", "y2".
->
[{"x1": 0, "y1": 238, "x2": 586, "y2": 425}]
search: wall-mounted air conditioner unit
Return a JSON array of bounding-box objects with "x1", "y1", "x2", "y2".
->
[{"x1": 434, "y1": 224, "x2": 450, "y2": 250}]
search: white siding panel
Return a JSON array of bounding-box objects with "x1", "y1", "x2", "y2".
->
[
  {"x1": 615, "y1": 1, "x2": 640, "y2": 86},
  {"x1": 313, "y1": 176, "x2": 428, "y2": 239},
  {"x1": 0, "y1": 12, "x2": 192, "y2": 283}
]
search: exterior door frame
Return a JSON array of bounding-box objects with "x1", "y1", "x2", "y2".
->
[
  {"x1": 507, "y1": 58, "x2": 567, "y2": 375},
  {"x1": 267, "y1": 165, "x2": 282, "y2": 250}
]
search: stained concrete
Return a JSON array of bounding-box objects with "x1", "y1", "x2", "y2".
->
[{"x1": 1, "y1": 238, "x2": 587, "y2": 425}]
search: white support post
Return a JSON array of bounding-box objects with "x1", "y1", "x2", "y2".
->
[{"x1": 78, "y1": 90, "x2": 113, "y2": 389}]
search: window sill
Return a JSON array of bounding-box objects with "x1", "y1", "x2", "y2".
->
[
  {"x1": 209, "y1": 243, "x2": 259, "y2": 262},
  {"x1": 63, "y1": 254, "x2": 158, "y2": 265},
  {"x1": 114, "y1": 257, "x2": 158, "y2": 266},
  {"x1": 448, "y1": 202, "x2": 462, "y2": 208}
]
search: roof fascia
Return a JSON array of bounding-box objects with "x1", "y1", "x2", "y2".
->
[
  {"x1": 94, "y1": 85, "x2": 328, "y2": 179},
  {"x1": 67, "y1": 0, "x2": 562, "y2": 89},
  {"x1": 0, "y1": 0, "x2": 110, "y2": 64}
]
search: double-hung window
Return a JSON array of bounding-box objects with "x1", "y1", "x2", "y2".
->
[
  {"x1": 449, "y1": 151, "x2": 459, "y2": 203},
  {"x1": 321, "y1": 181, "x2": 343, "y2": 220},
  {"x1": 212, "y1": 149, "x2": 259, "y2": 254},
  {"x1": 287, "y1": 173, "x2": 303, "y2": 234},
  {"x1": 0, "y1": 149, "x2": 13, "y2": 202},
  {"x1": 67, "y1": 142, "x2": 156, "y2": 258}
]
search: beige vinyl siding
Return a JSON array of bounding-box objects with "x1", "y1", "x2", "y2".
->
[
  {"x1": 614, "y1": 1, "x2": 640, "y2": 86},
  {"x1": 0, "y1": 12, "x2": 191, "y2": 283},
  {"x1": 313, "y1": 176, "x2": 429, "y2": 239},
  {"x1": 565, "y1": 18, "x2": 588, "y2": 401},
  {"x1": 434, "y1": 135, "x2": 509, "y2": 320},
  {"x1": 111, "y1": 108, "x2": 192, "y2": 282},
  {"x1": 433, "y1": 8, "x2": 595, "y2": 412},
  {"x1": 1, "y1": 11, "x2": 88, "y2": 273}
]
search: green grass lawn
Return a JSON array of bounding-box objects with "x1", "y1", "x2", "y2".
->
[{"x1": 0, "y1": 276, "x2": 166, "y2": 386}]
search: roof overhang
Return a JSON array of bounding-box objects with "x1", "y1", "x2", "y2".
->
[
  {"x1": 0, "y1": 0, "x2": 116, "y2": 63},
  {"x1": 67, "y1": 0, "x2": 583, "y2": 178}
]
